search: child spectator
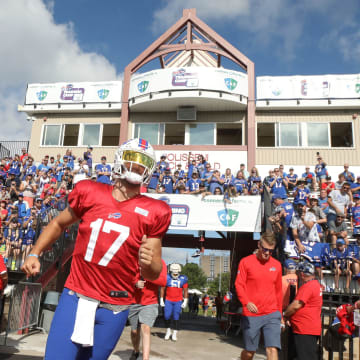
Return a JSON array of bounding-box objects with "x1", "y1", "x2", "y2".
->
[
  {"x1": 293, "y1": 178, "x2": 310, "y2": 204},
  {"x1": 332, "y1": 238, "x2": 352, "y2": 293},
  {"x1": 321, "y1": 175, "x2": 335, "y2": 194},
  {"x1": 318, "y1": 189, "x2": 330, "y2": 215},
  {"x1": 302, "y1": 166, "x2": 316, "y2": 191}
]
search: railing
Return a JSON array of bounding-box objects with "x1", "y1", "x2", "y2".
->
[
  {"x1": 0, "y1": 141, "x2": 29, "y2": 158},
  {"x1": 4, "y1": 282, "x2": 42, "y2": 345}
]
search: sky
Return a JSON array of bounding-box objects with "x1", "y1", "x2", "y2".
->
[{"x1": 1, "y1": 0, "x2": 360, "y2": 140}]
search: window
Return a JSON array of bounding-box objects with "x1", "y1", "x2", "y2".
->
[
  {"x1": 165, "y1": 124, "x2": 185, "y2": 145},
  {"x1": 82, "y1": 124, "x2": 100, "y2": 146},
  {"x1": 257, "y1": 122, "x2": 354, "y2": 148},
  {"x1": 63, "y1": 124, "x2": 79, "y2": 146},
  {"x1": 217, "y1": 123, "x2": 242, "y2": 145},
  {"x1": 134, "y1": 124, "x2": 159, "y2": 145},
  {"x1": 102, "y1": 124, "x2": 120, "y2": 146},
  {"x1": 330, "y1": 123, "x2": 353, "y2": 147},
  {"x1": 42, "y1": 125, "x2": 62, "y2": 146},
  {"x1": 279, "y1": 123, "x2": 300, "y2": 147},
  {"x1": 307, "y1": 123, "x2": 329, "y2": 147},
  {"x1": 257, "y1": 123, "x2": 275, "y2": 147},
  {"x1": 188, "y1": 123, "x2": 215, "y2": 145}
]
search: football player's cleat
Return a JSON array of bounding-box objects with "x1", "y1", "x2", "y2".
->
[
  {"x1": 171, "y1": 330, "x2": 178, "y2": 341},
  {"x1": 164, "y1": 328, "x2": 172, "y2": 340}
]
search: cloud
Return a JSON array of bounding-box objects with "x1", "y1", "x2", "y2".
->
[
  {"x1": 152, "y1": 0, "x2": 360, "y2": 63},
  {"x1": 0, "y1": 0, "x2": 119, "y2": 140}
]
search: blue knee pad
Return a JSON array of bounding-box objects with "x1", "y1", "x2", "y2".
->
[{"x1": 45, "y1": 288, "x2": 129, "y2": 360}]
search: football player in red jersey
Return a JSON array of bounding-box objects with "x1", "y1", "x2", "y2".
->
[{"x1": 21, "y1": 138, "x2": 172, "y2": 360}]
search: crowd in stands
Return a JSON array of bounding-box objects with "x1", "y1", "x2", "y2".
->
[{"x1": 267, "y1": 155, "x2": 360, "y2": 294}]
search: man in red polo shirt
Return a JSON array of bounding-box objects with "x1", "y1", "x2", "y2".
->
[
  {"x1": 235, "y1": 231, "x2": 282, "y2": 360},
  {"x1": 284, "y1": 262, "x2": 322, "y2": 360}
]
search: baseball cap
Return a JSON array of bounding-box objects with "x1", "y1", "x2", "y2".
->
[
  {"x1": 284, "y1": 259, "x2": 296, "y2": 270},
  {"x1": 101, "y1": 156, "x2": 106, "y2": 160},
  {"x1": 18, "y1": 193, "x2": 24, "y2": 197},
  {"x1": 50, "y1": 178, "x2": 57, "y2": 183},
  {"x1": 296, "y1": 199, "x2": 307, "y2": 206},
  {"x1": 160, "y1": 154, "x2": 166, "y2": 159},
  {"x1": 272, "y1": 194, "x2": 282, "y2": 202},
  {"x1": 88, "y1": 146, "x2": 93, "y2": 150},
  {"x1": 297, "y1": 262, "x2": 315, "y2": 275},
  {"x1": 309, "y1": 194, "x2": 318, "y2": 201},
  {"x1": 289, "y1": 167, "x2": 294, "y2": 170},
  {"x1": 354, "y1": 193, "x2": 360, "y2": 199},
  {"x1": 55, "y1": 194, "x2": 61, "y2": 198},
  {"x1": 35, "y1": 197, "x2": 43, "y2": 202},
  {"x1": 336, "y1": 238, "x2": 346, "y2": 245},
  {"x1": 298, "y1": 177, "x2": 306, "y2": 183}
]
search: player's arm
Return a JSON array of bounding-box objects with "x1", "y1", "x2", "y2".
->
[
  {"x1": 139, "y1": 236, "x2": 162, "y2": 281},
  {"x1": 21, "y1": 207, "x2": 80, "y2": 277}
]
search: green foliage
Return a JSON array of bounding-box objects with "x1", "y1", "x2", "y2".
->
[
  {"x1": 181, "y1": 263, "x2": 207, "y2": 290},
  {"x1": 207, "y1": 272, "x2": 231, "y2": 296}
]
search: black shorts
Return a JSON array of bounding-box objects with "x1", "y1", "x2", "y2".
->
[{"x1": 293, "y1": 333, "x2": 319, "y2": 360}]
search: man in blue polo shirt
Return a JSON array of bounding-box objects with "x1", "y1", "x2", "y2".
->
[{"x1": 95, "y1": 156, "x2": 111, "y2": 184}]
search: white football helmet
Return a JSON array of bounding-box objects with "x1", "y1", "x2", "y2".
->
[
  {"x1": 113, "y1": 138, "x2": 156, "y2": 184},
  {"x1": 169, "y1": 263, "x2": 182, "y2": 280}
]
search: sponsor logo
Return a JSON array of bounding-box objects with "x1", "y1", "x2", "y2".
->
[
  {"x1": 137, "y1": 81, "x2": 149, "y2": 93},
  {"x1": 217, "y1": 209, "x2": 239, "y2": 227},
  {"x1": 135, "y1": 207, "x2": 149, "y2": 217},
  {"x1": 269, "y1": 267, "x2": 276, "y2": 272},
  {"x1": 170, "y1": 204, "x2": 190, "y2": 227},
  {"x1": 36, "y1": 91, "x2": 48, "y2": 101},
  {"x1": 224, "y1": 78, "x2": 237, "y2": 91},
  {"x1": 172, "y1": 68, "x2": 198, "y2": 87},
  {"x1": 108, "y1": 212, "x2": 122, "y2": 219},
  {"x1": 60, "y1": 84, "x2": 85, "y2": 101},
  {"x1": 356, "y1": 83, "x2": 360, "y2": 94},
  {"x1": 272, "y1": 88, "x2": 281, "y2": 96},
  {"x1": 97, "y1": 89, "x2": 109, "y2": 100}
]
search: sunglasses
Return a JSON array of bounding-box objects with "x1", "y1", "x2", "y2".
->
[{"x1": 260, "y1": 243, "x2": 274, "y2": 254}]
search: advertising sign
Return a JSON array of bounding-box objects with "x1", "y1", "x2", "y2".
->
[{"x1": 146, "y1": 193, "x2": 261, "y2": 232}]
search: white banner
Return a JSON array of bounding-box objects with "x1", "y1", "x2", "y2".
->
[
  {"x1": 154, "y1": 150, "x2": 247, "y2": 175},
  {"x1": 130, "y1": 67, "x2": 248, "y2": 97},
  {"x1": 25, "y1": 81, "x2": 122, "y2": 104},
  {"x1": 146, "y1": 193, "x2": 261, "y2": 232},
  {"x1": 257, "y1": 74, "x2": 360, "y2": 99}
]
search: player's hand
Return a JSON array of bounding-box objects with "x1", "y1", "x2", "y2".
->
[
  {"x1": 246, "y1": 302, "x2": 258, "y2": 313},
  {"x1": 21, "y1": 255, "x2": 40, "y2": 277},
  {"x1": 139, "y1": 235, "x2": 154, "y2": 270},
  {"x1": 160, "y1": 298, "x2": 165, "y2": 307},
  {"x1": 181, "y1": 298, "x2": 188, "y2": 309},
  {"x1": 135, "y1": 280, "x2": 146, "y2": 289}
]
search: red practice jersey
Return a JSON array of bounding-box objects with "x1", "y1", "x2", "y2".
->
[
  {"x1": 235, "y1": 254, "x2": 282, "y2": 317},
  {"x1": 290, "y1": 279, "x2": 323, "y2": 335},
  {"x1": 165, "y1": 274, "x2": 188, "y2": 302},
  {"x1": 65, "y1": 180, "x2": 172, "y2": 305},
  {"x1": 133, "y1": 259, "x2": 167, "y2": 305}
]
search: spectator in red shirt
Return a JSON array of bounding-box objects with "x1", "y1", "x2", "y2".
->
[
  {"x1": 321, "y1": 175, "x2": 335, "y2": 194},
  {"x1": 0, "y1": 254, "x2": 8, "y2": 320},
  {"x1": 284, "y1": 262, "x2": 323, "y2": 360},
  {"x1": 235, "y1": 231, "x2": 282, "y2": 360}
]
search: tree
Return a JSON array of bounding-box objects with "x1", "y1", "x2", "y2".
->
[
  {"x1": 207, "y1": 272, "x2": 231, "y2": 296},
  {"x1": 181, "y1": 263, "x2": 207, "y2": 290}
]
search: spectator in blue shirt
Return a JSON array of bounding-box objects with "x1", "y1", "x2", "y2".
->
[
  {"x1": 286, "y1": 167, "x2": 298, "y2": 191},
  {"x1": 0, "y1": 165, "x2": 7, "y2": 185},
  {"x1": 221, "y1": 168, "x2": 234, "y2": 190},
  {"x1": 293, "y1": 178, "x2": 310, "y2": 204},
  {"x1": 83, "y1": 146, "x2": 93, "y2": 176},
  {"x1": 37, "y1": 158, "x2": 50, "y2": 174},
  {"x1": 13, "y1": 193, "x2": 30, "y2": 219},
  {"x1": 302, "y1": 166, "x2": 316, "y2": 191},
  {"x1": 159, "y1": 168, "x2": 174, "y2": 194},
  {"x1": 10, "y1": 155, "x2": 22, "y2": 179},
  {"x1": 23, "y1": 157, "x2": 37, "y2": 179},
  {"x1": 270, "y1": 168, "x2": 288, "y2": 198},
  {"x1": 318, "y1": 189, "x2": 330, "y2": 215},
  {"x1": 351, "y1": 176, "x2": 360, "y2": 196},
  {"x1": 201, "y1": 164, "x2": 213, "y2": 190},
  {"x1": 341, "y1": 163, "x2": 355, "y2": 184},
  {"x1": 186, "y1": 171, "x2": 201, "y2": 193},
  {"x1": 248, "y1": 167, "x2": 261, "y2": 188},
  {"x1": 95, "y1": 156, "x2": 111, "y2": 184},
  {"x1": 207, "y1": 170, "x2": 224, "y2": 194},
  {"x1": 156, "y1": 154, "x2": 169, "y2": 174},
  {"x1": 315, "y1": 156, "x2": 328, "y2": 187},
  {"x1": 176, "y1": 164, "x2": 185, "y2": 179},
  {"x1": 196, "y1": 154, "x2": 208, "y2": 174}
]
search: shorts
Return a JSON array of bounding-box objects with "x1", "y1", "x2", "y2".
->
[
  {"x1": 242, "y1": 311, "x2": 281, "y2": 351},
  {"x1": 293, "y1": 333, "x2": 319, "y2": 360},
  {"x1": 128, "y1": 303, "x2": 158, "y2": 330},
  {"x1": 316, "y1": 175, "x2": 327, "y2": 181}
]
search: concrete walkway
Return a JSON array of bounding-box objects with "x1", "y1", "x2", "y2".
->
[{"x1": 0, "y1": 315, "x2": 267, "y2": 359}]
